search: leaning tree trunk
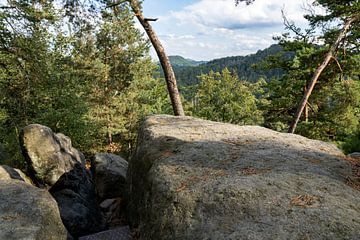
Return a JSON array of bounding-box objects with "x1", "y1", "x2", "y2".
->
[
  {"x1": 288, "y1": 14, "x2": 360, "y2": 133},
  {"x1": 129, "y1": 0, "x2": 185, "y2": 116}
]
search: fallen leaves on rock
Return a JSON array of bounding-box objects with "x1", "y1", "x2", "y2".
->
[
  {"x1": 85, "y1": 160, "x2": 91, "y2": 170},
  {"x1": 2, "y1": 215, "x2": 18, "y2": 221},
  {"x1": 290, "y1": 195, "x2": 319, "y2": 208},
  {"x1": 346, "y1": 177, "x2": 360, "y2": 191},
  {"x1": 240, "y1": 167, "x2": 271, "y2": 175},
  {"x1": 304, "y1": 157, "x2": 321, "y2": 164},
  {"x1": 175, "y1": 170, "x2": 228, "y2": 192},
  {"x1": 160, "y1": 150, "x2": 175, "y2": 158},
  {"x1": 343, "y1": 156, "x2": 360, "y2": 191}
]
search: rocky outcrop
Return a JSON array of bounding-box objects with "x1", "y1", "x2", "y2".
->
[
  {"x1": 128, "y1": 115, "x2": 360, "y2": 240},
  {"x1": 49, "y1": 163, "x2": 106, "y2": 238},
  {"x1": 0, "y1": 179, "x2": 67, "y2": 240},
  {"x1": 20, "y1": 124, "x2": 85, "y2": 186},
  {"x1": 92, "y1": 153, "x2": 128, "y2": 200},
  {"x1": 349, "y1": 152, "x2": 360, "y2": 159},
  {"x1": 0, "y1": 165, "x2": 33, "y2": 185}
]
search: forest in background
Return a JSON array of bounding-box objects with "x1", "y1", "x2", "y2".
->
[
  {"x1": 1, "y1": 0, "x2": 359, "y2": 169},
  {"x1": 165, "y1": 44, "x2": 287, "y2": 86}
]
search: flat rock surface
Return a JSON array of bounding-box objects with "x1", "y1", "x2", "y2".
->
[
  {"x1": 128, "y1": 115, "x2": 360, "y2": 240},
  {"x1": 0, "y1": 179, "x2": 67, "y2": 240}
]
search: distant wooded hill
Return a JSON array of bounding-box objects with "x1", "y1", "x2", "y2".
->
[
  {"x1": 159, "y1": 44, "x2": 289, "y2": 86},
  {"x1": 168, "y1": 55, "x2": 207, "y2": 67}
]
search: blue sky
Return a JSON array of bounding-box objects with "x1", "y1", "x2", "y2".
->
[{"x1": 141, "y1": 0, "x2": 317, "y2": 60}]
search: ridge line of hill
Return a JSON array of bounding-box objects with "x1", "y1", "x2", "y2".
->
[{"x1": 159, "y1": 44, "x2": 291, "y2": 86}]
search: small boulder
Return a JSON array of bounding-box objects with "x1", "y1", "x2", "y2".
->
[
  {"x1": 92, "y1": 153, "x2": 128, "y2": 200},
  {"x1": 348, "y1": 152, "x2": 360, "y2": 159},
  {"x1": 0, "y1": 165, "x2": 33, "y2": 185},
  {"x1": 49, "y1": 163, "x2": 106, "y2": 238},
  {"x1": 20, "y1": 124, "x2": 85, "y2": 185},
  {"x1": 0, "y1": 179, "x2": 67, "y2": 240}
]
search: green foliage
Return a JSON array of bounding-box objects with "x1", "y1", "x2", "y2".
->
[
  {"x1": 263, "y1": 0, "x2": 360, "y2": 151},
  {"x1": 168, "y1": 56, "x2": 205, "y2": 67},
  {"x1": 190, "y1": 69, "x2": 265, "y2": 125},
  {"x1": 168, "y1": 44, "x2": 286, "y2": 86},
  {"x1": 0, "y1": 0, "x2": 359, "y2": 170},
  {"x1": 0, "y1": 0, "x2": 64, "y2": 167},
  {"x1": 0, "y1": 0, "x2": 171, "y2": 167}
]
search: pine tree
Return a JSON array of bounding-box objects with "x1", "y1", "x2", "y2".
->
[
  {"x1": 192, "y1": 69, "x2": 265, "y2": 125},
  {"x1": 264, "y1": 0, "x2": 360, "y2": 151}
]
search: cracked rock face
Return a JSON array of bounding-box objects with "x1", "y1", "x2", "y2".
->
[
  {"x1": 20, "y1": 124, "x2": 85, "y2": 186},
  {"x1": 128, "y1": 115, "x2": 360, "y2": 240}
]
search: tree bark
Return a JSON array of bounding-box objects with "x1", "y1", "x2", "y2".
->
[
  {"x1": 288, "y1": 14, "x2": 360, "y2": 133},
  {"x1": 129, "y1": 0, "x2": 185, "y2": 116},
  {"x1": 303, "y1": 86, "x2": 308, "y2": 122}
]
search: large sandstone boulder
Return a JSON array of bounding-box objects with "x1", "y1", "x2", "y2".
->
[
  {"x1": 49, "y1": 163, "x2": 107, "y2": 238},
  {"x1": 20, "y1": 124, "x2": 85, "y2": 185},
  {"x1": 0, "y1": 179, "x2": 67, "y2": 240},
  {"x1": 92, "y1": 153, "x2": 128, "y2": 200},
  {"x1": 128, "y1": 115, "x2": 360, "y2": 240},
  {"x1": 0, "y1": 165, "x2": 33, "y2": 185}
]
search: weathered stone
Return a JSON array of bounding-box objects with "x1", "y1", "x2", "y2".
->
[
  {"x1": 0, "y1": 179, "x2": 67, "y2": 240},
  {"x1": 20, "y1": 124, "x2": 85, "y2": 186},
  {"x1": 0, "y1": 165, "x2": 33, "y2": 185},
  {"x1": 348, "y1": 152, "x2": 360, "y2": 159},
  {"x1": 49, "y1": 163, "x2": 106, "y2": 238},
  {"x1": 92, "y1": 153, "x2": 128, "y2": 200},
  {"x1": 100, "y1": 198, "x2": 124, "y2": 228},
  {"x1": 128, "y1": 115, "x2": 360, "y2": 240},
  {"x1": 78, "y1": 226, "x2": 131, "y2": 240}
]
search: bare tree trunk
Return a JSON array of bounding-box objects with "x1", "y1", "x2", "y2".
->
[
  {"x1": 288, "y1": 14, "x2": 360, "y2": 133},
  {"x1": 129, "y1": 0, "x2": 185, "y2": 116},
  {"x1": 302, "y1": 86, "x2": 309, "y2": 122}
]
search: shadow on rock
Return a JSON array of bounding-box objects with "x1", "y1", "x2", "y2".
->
[
  {"x1": 49, "y1": 163, "x2": 106, "y2": 238},
  {"x1": 127, "y1": 115, "x2": 360, "y2": 240}
]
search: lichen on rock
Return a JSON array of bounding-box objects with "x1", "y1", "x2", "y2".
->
[{"x1": 127, "y1": 115, "x2": 360, "y2": 240}]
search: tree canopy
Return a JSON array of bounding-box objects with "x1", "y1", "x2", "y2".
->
[{"x1": 0, "y1": 0, "x2": 359, "y2": 169}]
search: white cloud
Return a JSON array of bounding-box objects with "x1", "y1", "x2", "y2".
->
[
  {"x1": 171, "y1": 0, "x2": 310, "y2": 30},
  {"x1": 154, "y1": 30, "x2": 274, "y2": 60},
  {"x1": 143, "y1": 0, "x2": 322, "y2": 60}
]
